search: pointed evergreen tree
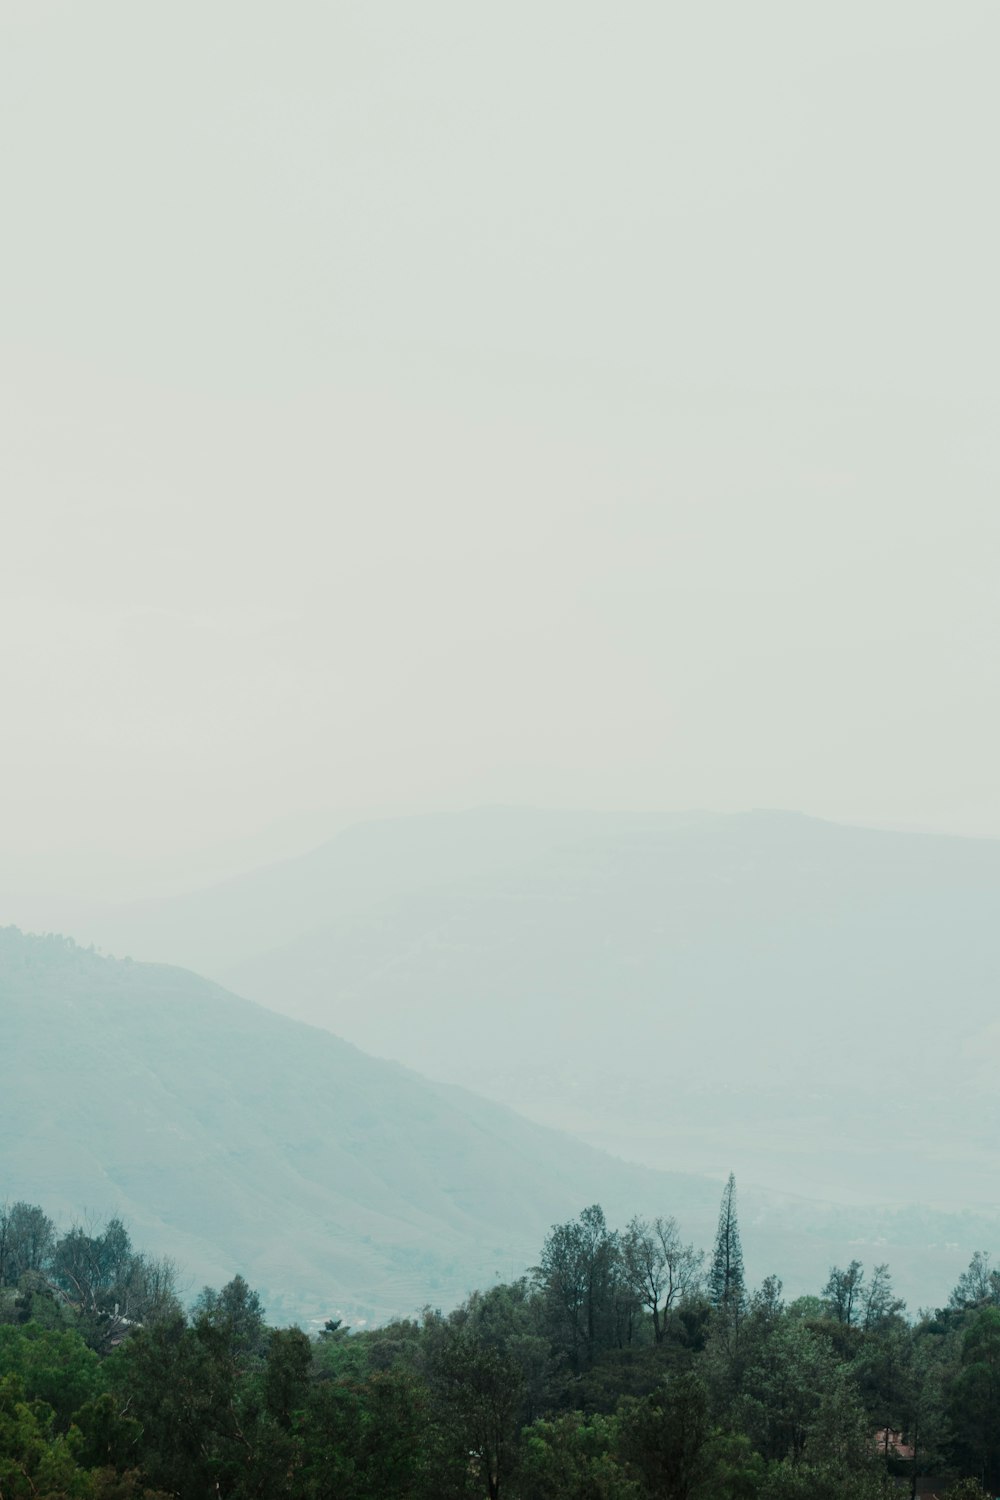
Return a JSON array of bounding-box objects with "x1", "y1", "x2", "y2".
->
[{"x1": 708, "y1": 1172, "x2": 745, "y2": 1313}]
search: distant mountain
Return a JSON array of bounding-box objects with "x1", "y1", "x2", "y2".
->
[
  {"x1": 82, "y1": 807, "x2": 1000, "y2": 1208},
  {"x1": 80, "y1": 806, "x2": 707, "y2": 977}
]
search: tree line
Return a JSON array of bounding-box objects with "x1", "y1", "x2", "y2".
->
[{"x1": 2, "y1": 1177, "x2": 1000, "y2": 1499}]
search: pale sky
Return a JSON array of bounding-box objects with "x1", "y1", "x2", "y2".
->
[{"x1": 2, "y1": 1, "x2": 999, "y2": 904}]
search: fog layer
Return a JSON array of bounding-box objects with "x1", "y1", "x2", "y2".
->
[{"x1": 3, "y1": 3, "x2": 1000, "y2": 908}]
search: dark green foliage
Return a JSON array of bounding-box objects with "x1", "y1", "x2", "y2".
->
[
  {"x1": 950, "y1": 1307, "x2": 1000, "y2": 1492},
  {"x1": 72, "y1": 1390, "x2": 148, "y2": 1474},
  {"x1": 0, "y1": 1323, "x2": 100, "y2": 1426},
  {"x1": 192, "y1": 1273, "x2": 268, "y2": 1371},
  {"x1": 708, "y1": 1175, "x2": 745, "y2": 1316},
  {"x1": 0, "y1": 1202, "x2": 182, "y2": 1359},
  {"x1": 950, "y1": 1252, "x2": 1000, "y2": 1312},
  {"x1": 824, "y1": 1259, "x2": 865, "y2": 1325},
  {"x1": 6, "y1": 1191, "x2": 1000, "y2": 1500},
  {"x1": 299, "y1": 1362, "x2": 436, "y2": 1499},
  {"x1": 941, "y1": 1481, "x2": 993, "y2": 1500},
  {"x1": 0, "y1": 1371, "x2": 91, "y2": 1499},
  {"x1": 618, "y1": 1372, "x2": 711, "y2": 1499},
  {"x1": 859, "y1": 1263, "x2": 905, "y2": 1331},
  {"x1": 537, "y1": 1205, "x2": 633, "y2": 1372},
  {"x1": 428, "y1": 1326, "x2": 524, "y2": 1499},
  {"x1": 51, "y1": 1221, "x2": 169, "y2": 1352},
  {"x1": 519, "y1": 1412, "x2": 639, "y2": 1499},
  {"x1": 0, "y1": 1203, "x2": 56, "y2": 1287},
  {"x1": 264, "y1": 1326, "x2": 312, "y2": 1427}
]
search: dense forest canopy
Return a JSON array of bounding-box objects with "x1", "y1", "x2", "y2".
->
[{"x1": 3, "y1": 1186, "x2": 1000, "y2": 1500}]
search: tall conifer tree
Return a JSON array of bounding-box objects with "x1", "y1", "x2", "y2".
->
[{"x1": 708, "y1": 1172, "x2": 745, "y2": 1312}]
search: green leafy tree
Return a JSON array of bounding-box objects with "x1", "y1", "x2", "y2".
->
[
  {"x1": 950, "y1": 1253, "x2": 1000, "y2": 1313},
  {"x1": 520, "y1": 1411, "x2": 640, "y2": 1500},
  {"x1": 618, "y1": 1371, "x2": 712, "y2": 1500},
  {"x1": 0, "y1": 1323, "x2": 100, "y2": 1427},
  {"x1": 50, "y1": 1218, "x2": 177, "y2": 1350},
  {"x1": 904, "y1": 1330, "x2": 953, "y2": 1496},
  {"x1": 0, "y1": 1371, "x2": 91, "y2": 1499},
  {"x1": 0, "y1": 1203, "x2": 55, "y2": 1288},
  {"x1": 860, "y1": 1263, "x2": 905, "y2": 1332},
  {"x1": 9, "y1": 1270, "x2": 66, "y2": 1330},
  {"x1": 263, "y1": 1325, "x2": 311, "y2": 1429},
  {"x1": 445, "y1": 1280, "x2": 552, "y2": 1423},
  {"x1": 700, "y1": 1429, "x2": 767, "y2": 1499},
  {"x1": 756, "y1": 1455, "x2": 884, "y2": 1500},
  {"x1": 851, "y1": 1318, "x2": 913, "y2": 1454},
  {"x1": 622, "y1": 1217, "x2": 703, "y2": 1345},
  {"x1": 192, "y1": 1274, "x2": 268, "y2": 1373},
  {"x1": 950, "y1": 1306, "x2": 1000, "y2": 1492},
  {"x1": 72, "y1": 1389, "x2": 147, "y2": 1475},
  {"x1": 940, "y1": 1480, "x2": 992, "y2": 1500},
  {"x1": 824, "y1": 1261, "x2": 865, "y2": 1326},
  {"x1": 538, "y1": 1206, "x2": 625, "y2": 1371},
  {"x1": 738, "y1": 1319, "x2": 834, "y2": 1464},
  {"x1": 427, "y1": 1322, "x2": 525, "y2": 1500},
  {"x1": 108, "y1": 1312, "x2": 239, "y2": 1496},
  {"x1": 303, "y1": 1363, "x2": 435, "y2": 1500}
]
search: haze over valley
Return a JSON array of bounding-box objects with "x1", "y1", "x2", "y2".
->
[
  {"x1": 62, "y1": 805, "x2": 1000, "y2": 1209},
  {"x1": 5, "y1": 919, "x2": 998, "y2": 1323},
  {"x1": 4, "y1": 5, "x2": 1000, "y2": 1495}
]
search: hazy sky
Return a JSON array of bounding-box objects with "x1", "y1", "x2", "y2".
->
[{"x1": 3, "y1": 2, "x2": 999, "y2": 902}]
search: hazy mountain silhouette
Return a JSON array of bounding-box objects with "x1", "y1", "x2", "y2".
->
[
  {"x1": 85, "y1": 807, "x2": 1000, "y2": 1207},
  {"x1": 4, "y1": 925, "x2": 997, "y2": 1317},
  {"x1": 1, "y1": 926, "x2": 723, "y2": 1322}
]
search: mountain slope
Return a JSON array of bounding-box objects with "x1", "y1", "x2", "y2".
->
[
  {"x1": 0, "y1": 926, "x2": 723, "y2": 1323},
  {"x1": 4, "y1": 927, "x2": 998, "y2": 1315}
]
